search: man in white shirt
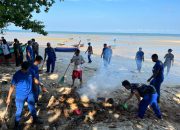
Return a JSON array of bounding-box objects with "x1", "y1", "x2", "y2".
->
[
  {"x1": 71, "y1": 49, "x2": 85, "y2": 87},
  {"x1": 1, "y1": 39, "x2": 11, "y2": 64}
]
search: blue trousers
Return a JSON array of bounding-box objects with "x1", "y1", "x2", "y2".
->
[
  {"x1": 15, "y1": 93, "x2": 37, "y2": 122},
  {"x1": 136, "y1": 60, "x2": 142, "y2": 72},
  {"x1": 138, "y1": 94, "x2": 162, "y2": 119},
  {"x1": 46, "y1": 59, "x2": 55, "y2": 73},
  {"x1": 150, "y1": 79, "x2": 163, "y2": 102},
  {"x1": 33, "y1": 85, "x2": 40, "y2": 103},
  {"x1": 88, "y1": 54, "x2": 92, "y2": 63},
  {"x1": 26, "y1": 56, "x2": 34, "y2": 65}
]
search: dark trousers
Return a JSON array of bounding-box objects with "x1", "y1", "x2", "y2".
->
[
  {"x1": 15, "y1": 93, "x2": 37, "y2": 122},
  {"x1": 46, "y1": 59, "x2": 55, "y2": 73},
  {"x1": 15, "y1": 53, "x2": 23, "y2": 67},
  {"x1": 33, "y1": 51, "x2": 39, "y2": 60},
  {"x1": 88, "y1": 54, "x2": 92, "y2": 63},
  {"x1": 138, "y1": 94, "x2": 161, "y2": 119},
  {"x1": 32, "y1": 85, "x2": 40, "y2": 103},
  {"x1": 150, "y1": 79, "x2": 163, "y2": 102}
]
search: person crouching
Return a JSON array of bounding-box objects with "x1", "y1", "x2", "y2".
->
[
  {"x1": 71, "y1": 49, "x2": 85, "y2": 87},
  {"x1": 122, "y1": 80, "x2": 162, "y2": 119}
]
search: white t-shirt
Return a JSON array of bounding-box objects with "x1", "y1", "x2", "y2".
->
[
  {"x1": 1, "y1": 44, "x2": 10, "y2": 55},
  {"x1": 71, "y1": 55, "x2": 85, "y2": 70}
]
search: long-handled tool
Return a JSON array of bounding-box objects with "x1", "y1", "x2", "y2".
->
[{"x1": 58, "y1": 40, "x2": 81, "y2": 84}]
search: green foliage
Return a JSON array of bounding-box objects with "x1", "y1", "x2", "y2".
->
[{"x1": 0, "y1": 0, "x2": 60, "y2": 35}]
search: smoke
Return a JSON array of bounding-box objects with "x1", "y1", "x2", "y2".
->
[{"x1": 78, "y1": 59, "x2": 130, "y2": 99}]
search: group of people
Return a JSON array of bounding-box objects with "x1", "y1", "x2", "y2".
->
[
  {"x1": 1, "y1": 37, "x2": 174, "y2": 129},
  {"x1": 135, "y1": 47, "x2": 174, "y2": 75}
]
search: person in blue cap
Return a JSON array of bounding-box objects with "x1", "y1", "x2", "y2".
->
[
  {"x1": 85, "y1": 42, "x2": 93, "y2": 63},
  {"x1": 147, "y1": 54, "x2": 164, "y2": 103},
  {"x1": 6, "y1": 61, "x2": 42, "y2": 130},
  {"x1": 122, "y1": 80, "x2": 162, "y2": 119},
  {"x1": 30, "y1": 55, "x2": 48, "y2": 104},
  {"x1": 26, "y1": 40, "x2": 34, "y2": 65},
  {"x1": 44, "y1": 42, "x2": 56, "y2": 73},
  {"x1": 135, "y1": 47, "x2": 144, "y2": 72},
  {"x1": 164, "y1": 49, "x2": 174, "y2": 75}
]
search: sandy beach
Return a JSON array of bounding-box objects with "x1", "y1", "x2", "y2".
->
[{"x1": 0, "y1": 31, "x2": 180, "y2": 130}]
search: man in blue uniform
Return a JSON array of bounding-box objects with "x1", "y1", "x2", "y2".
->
[
  {"x1": 6, "y1": 62, "x2": 42, "y2": 130},
  {"x1": 122, "y1": 80, "x2": 162, "y2": 119},
  {"x1": 26, "y1": 41, "x2": 34, "y2": 65},
  {"x1": 135, "y1": 47, "x2": 144, "y2": 72},
  {"x1": 147, "y1": 54, "x2": 164, "y2": 103},
  {"x1": 30, "y1": 56, "x2": 48, "y2": 103},
  {"x1": 44, "y1": 42, "x2": 56, "y2": 73},
  {"x1": 101, "y1": 43, "x2": 111, "y2": 66}
]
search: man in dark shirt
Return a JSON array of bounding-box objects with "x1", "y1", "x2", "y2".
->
[
  {"x1": 31, "y1": 39, "x2": 39, "y2": 59},
  {"x1": 122, "y1": 80, "x2": 162, "y2": 119},
  {"x1": 85, "y1": 42, "x2": 93, "y2": 63},
  {"x1": 135, "y1": 47, "x2": 144, "y2": 72},
  {"x1": 164, "y1": 49, "x2": 174, "y2": 75},
  {"x1": 13, "y1": 39, "x2": 23, "y2": 67},
  {"x1": 44, "y1": 42, "x2": 56, "y2": 73},
  {"x1": 147, "y1": 54, "x2": 164, "y2": 103}
]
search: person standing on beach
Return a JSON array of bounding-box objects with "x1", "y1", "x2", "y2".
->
[
  {"x1": 1, "y1": 39, "x2": 11, "y2": 65},
  {"x1": 71, "y1": 49, "x2": 85, "y2": 87},
  {"x1": 85, "y1": 42, "x2": 93, "y2": 63},
  {"x1": 147, "y1": 54, "x2": 164, "y2": 103},
  {"x1": 135, "y1": 47, "x2": 144, "y2": 72},
  {"x1": 164, "y1": 49, "x2": 174, "y2": 75},
  {"x1": 30, "y1": 56, "x2": 48, "y2": 104},
  {"x1": 44, "y1": 42, "x2": 56, "y2": 73},
  {"x1": 101, "y1": 43, "x2": 109, "y2": 66},
  {"x1": 107, "y1": 46, "x2": 113, "y2": 64},
  {"x1": 26, "y1": 41, "x2": 34, "y2": 65},
  {"x1": 122, "y1": 80, "x2": 162, "y2": 119},
  {"x1": 31, "y1": 39, "x2": 39, "y2": 59},
  {"x1": 6, "y1": 62, "x2": 42, "y2": 129},
  {"x1": 14, "y1": 39, "x2": 23, "y2": 67}
]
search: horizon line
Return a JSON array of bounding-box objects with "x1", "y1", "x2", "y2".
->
[{"x1": 3, "y1": 29, "x2": 180, "y2": 36}]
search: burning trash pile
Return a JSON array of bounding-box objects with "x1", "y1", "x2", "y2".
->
[{"x1": 43, "y1": 86, "x2": 133, "y2": 129}]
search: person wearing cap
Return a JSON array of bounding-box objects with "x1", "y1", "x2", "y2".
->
[
  {"x1": 26, "y1": 41, "x2": 34, "y2": 65},
  {"x1": 6, "y1": 61, "x2": 42, "y2": 129},
  {"x1": 135, "y1": 47, "x2": 144, "y2": 72},
  {"x1": 71, "y1": 49, "x2": 85, "y2": 87},
  {"x1": 147, "y1": 54, "x2": 164, "y2": 103},
  {"x1": 164, "y1": 49, "x2": 174, "y2": 75},
  {"x1": 85, "y1": 42, "x2": 93, "y2": 63},
  {"x1": 122, "y1": 80, "x2": 162, "y2": 119},
  {"x1": 30, "y1": 56, "x2": 48, "y2": 103},
  {"x1": 31, "y1": 38, "x2": 39, "y2": 60},
  {"x1": 44, "y1": 42, "x2": 56, "y2": 73}
]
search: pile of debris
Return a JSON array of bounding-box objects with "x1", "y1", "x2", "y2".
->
[{"x1": 41, "y1": 87, "x2": 133, "y2": 128}]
